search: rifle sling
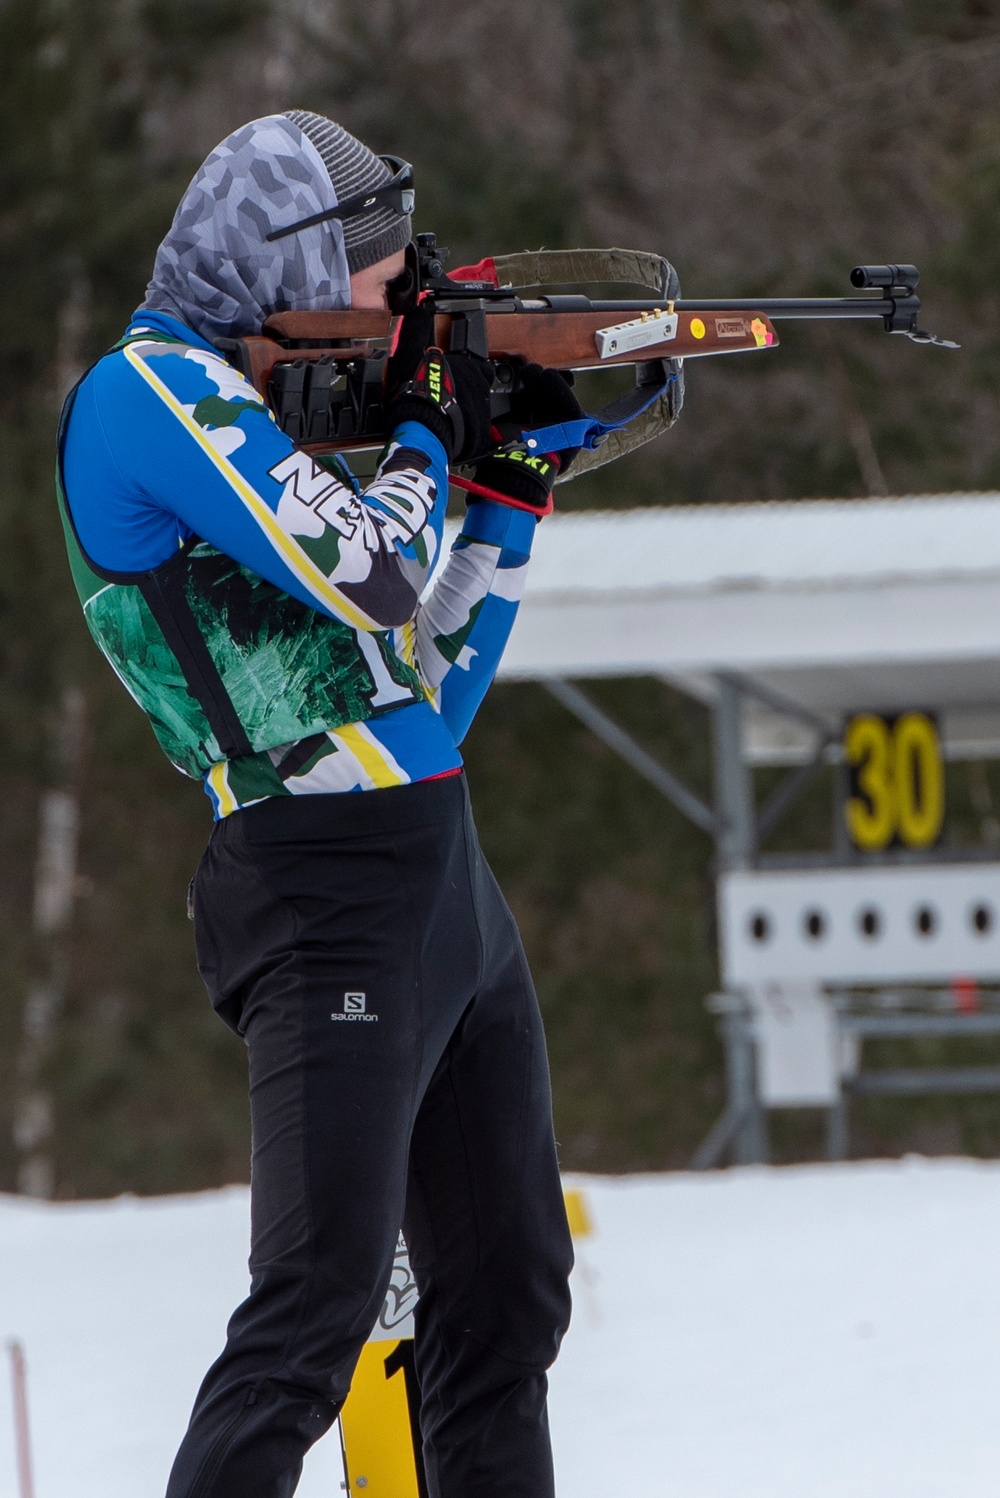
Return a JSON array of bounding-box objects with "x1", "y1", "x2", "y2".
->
[
  {"x1": 491, "y1": 248, "x2": 674, "y2": 297},
  {"x1": 489, "y1": 248, "x2": 684, "y2": 481}
]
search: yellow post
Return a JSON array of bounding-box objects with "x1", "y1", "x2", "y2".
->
[
  {"x1": 339, "y1": 1234, "x2": 426, "y2": 1497},
  {"x1": 563, "y1": 1187, "x2": 593, "y2": 1239}
]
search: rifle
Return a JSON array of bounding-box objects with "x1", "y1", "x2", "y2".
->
[{"x1": 217, "y1": 237, "x2": 957, "y2": 482}]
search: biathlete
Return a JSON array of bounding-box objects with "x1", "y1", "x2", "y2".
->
[{"x1": 56, "y1": 110, "x2": 578, "y2": 1498}]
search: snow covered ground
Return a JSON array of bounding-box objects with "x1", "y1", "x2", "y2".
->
[{"x1": 1, "y1": 1158, "x2": 1000, "y2": 1497}]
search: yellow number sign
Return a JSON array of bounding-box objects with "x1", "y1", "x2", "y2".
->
[
  {"x1": 844, "y1": 711, "x2": 944, "y2": 851},
  {"x1": 339, "y1": 1234, "x2": 426, "y2": 1497},
  {"x1": 340, "y1": 1337, "x2": 425, "y2": 1498}
]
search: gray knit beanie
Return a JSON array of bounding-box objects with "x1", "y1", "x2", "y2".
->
[{"x1": 284, "y1": 109, "x2": 412, "y2": 273}]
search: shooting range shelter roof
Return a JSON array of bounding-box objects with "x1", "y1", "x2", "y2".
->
[{"x1": 479, "y1": 491, "x2": 1000, "y2": 762}]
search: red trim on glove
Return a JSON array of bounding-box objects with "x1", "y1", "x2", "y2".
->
[{"x1": 450, "y1": 473, "x2": 554, "y2": 517}]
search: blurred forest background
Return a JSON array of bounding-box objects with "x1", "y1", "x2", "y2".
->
[{"x1": 4, "y1": 0, "x2": 1000, "y2": 1195}]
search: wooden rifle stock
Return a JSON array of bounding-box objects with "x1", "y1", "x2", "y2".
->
[
  {"x1": 226, "y1": 304, "x2": 775, "y2": 454},
  {"x1": 262, "y1": 305, "x2": 775, "y2": 367}
]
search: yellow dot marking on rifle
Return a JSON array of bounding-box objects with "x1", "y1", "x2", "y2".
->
[
  {"x1": 329, "y1": 722, "x2": 406, "y2": 789},
  {"x1": 122, "y1": 342, "x2": 377, "y2": 633},
  {"x1": 690, "y1": 317, "x2": 706, "y2": 340},
  {"x1": 563, "y1": 1188, "x2": 594, "y2": 1239}
]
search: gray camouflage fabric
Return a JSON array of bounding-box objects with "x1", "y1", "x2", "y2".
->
[{"x1": 138, "y1": 114, "x2": 352, "y2": 343}]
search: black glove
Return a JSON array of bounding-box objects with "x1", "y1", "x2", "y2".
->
[
  {"x1": 471, "y1": 363, "x2": 584, "y2": 515},
  {"x1": 507, "y1": 364, "x2": 585, "y2": 470},
  {"x1": 386, "y1": 303, "x2": 493, "y2": 464}
]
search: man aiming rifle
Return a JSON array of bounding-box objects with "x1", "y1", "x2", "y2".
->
[{"x1": 56, "y1": 110, "x2": 579, "y2": 1498}]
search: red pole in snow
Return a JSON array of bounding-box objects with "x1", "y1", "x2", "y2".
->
[{"x1": 8, "y1": 1341, "x2": 35, "y2": 1498}]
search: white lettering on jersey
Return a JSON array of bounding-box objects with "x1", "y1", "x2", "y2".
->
[
  {"x1": 268, "y1": 452, "x2": 360, "y2": 539},
  {"x1": 364, "y1": 463, "x2": 437, "y2": 550}
]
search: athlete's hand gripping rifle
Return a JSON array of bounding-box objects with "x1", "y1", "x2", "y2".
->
[{"x1": 217, "y1": 239, "x2": 956, "y2": 482}]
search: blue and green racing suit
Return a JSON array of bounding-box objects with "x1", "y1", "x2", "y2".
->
[{"x1": 58, "y1": 311, "x2": 536, "y2": 817}]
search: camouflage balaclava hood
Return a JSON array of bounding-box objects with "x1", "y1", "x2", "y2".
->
[{"x1": 139, "y1": 114, "x2": 358, "y2": 343}]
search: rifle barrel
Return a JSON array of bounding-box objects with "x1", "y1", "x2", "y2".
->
[
  {"x1": 526, "y1": 294, "x2": 907, "y2": 321},
  {"x1": 523, "y1": 289, "x2": 925, "y2": 337},
  {"x1": 674, "y1": 296, "x2": 897, "y2": 320}
]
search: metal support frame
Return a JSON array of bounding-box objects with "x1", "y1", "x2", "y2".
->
[
  {"x1": 544, "y1": 670, "x2": 1000, "y2": 1169},
  {"x1": 544, "y1": 678, "x2": 718, "y2": 835},
  {"x1": 689, "y1": 1004, "x2": 768, "y2": 1168},
  {"x1": 544, "y1": 671, "x2": 835, "y2": 865},
  {"x1": 711, "y1": 677, "x2": 756, "y2": 870},
  {"x1": 719, "y1": 670, "x2": 840, "y2": 849},
  {"x1": 756, "y1": 751, "x2": 829, "y2": 845},
  {"x1": 827, "y1": 1008, "x2": 1000, "y2": 1160},
  {"x1": 718, "y1": 669, "x2": 834, "y2": 741},
  {"x1": 693, "y1": 995, "x2": 1000, "y2": 1167}
]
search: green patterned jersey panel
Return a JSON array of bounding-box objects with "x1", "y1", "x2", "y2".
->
[
  {"x1": 85, "y1": 579, "x2": 224, "y2": 773},
  {"x1": 55, "y1": 469, "x2": 425, "y2": 780},
  {"x1": 179, "y1": 544, "x2": 425, "y2": 745}
]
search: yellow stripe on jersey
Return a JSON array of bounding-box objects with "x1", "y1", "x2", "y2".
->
[
  {"x1": 122, "y1": 342, "x2": 377, "y2": 632},
  {"x1": 395, "y1": 619, "x2": 436, "y2": 706},
  {"x1": 207, "y1": 760, "x2": 238, "y2": 818},
  {"x1": 397, "y1": 618, "x2": 417, "y2": 669},
  {"x1": 329, "y1": 722, "x2": 407, "y2": 789}
]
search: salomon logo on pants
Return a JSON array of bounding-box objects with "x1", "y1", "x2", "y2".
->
[{"x1": 333, "y1": 992, "x2": 378, "y2": 1022}]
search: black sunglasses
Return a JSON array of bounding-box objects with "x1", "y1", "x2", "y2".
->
[{"x1": 265, "y1": 155, "x2": 414, "y2": 243}]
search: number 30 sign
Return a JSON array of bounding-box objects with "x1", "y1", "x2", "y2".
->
[{"x1": 843, "y1": 711, "x2": 945, "y2": 852}]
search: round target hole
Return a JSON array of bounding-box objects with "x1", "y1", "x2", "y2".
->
[
  {"x1": 972, "y1": 903, "x2": 994, "y2": 936},
  {"x1": 858, "y1": 906, "x2": 882, "y2": 939},
  {"x1": 803, "y1": 908, "x2": 827, "y2": 941},
  {"x1": 914, "y1": 904, "x2": 937, "y2": 937},
  {"x1": 748, "y1": 911, "x2": 772, "y2": 943}
]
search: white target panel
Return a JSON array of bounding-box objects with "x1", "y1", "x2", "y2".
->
[{"x1": 719, "y1": 863, "x2": 1000, "y2": 986}]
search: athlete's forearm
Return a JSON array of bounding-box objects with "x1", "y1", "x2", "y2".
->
[{"x1": 408, "y1": 500, "x2": 536, "y2": 743}]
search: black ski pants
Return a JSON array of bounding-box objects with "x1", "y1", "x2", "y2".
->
[{"x1": 165, "y1": 774, "x2": 574, "y2": 1498}]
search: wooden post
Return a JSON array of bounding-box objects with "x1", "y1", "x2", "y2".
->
[
  {"x1": 8, "y1": 1341, "x2": 35, "y2": 1498},
  {"x1": 14, "y1": 686, "x2": 86, "y2": 1197}
]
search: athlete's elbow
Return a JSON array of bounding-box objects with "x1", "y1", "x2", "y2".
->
[
  {"x1": 366, "y1": 593, "x2": 419, "y2": 630},
  {"x1": 338, "y1": 574, "x2": 419, "y2": 631}
]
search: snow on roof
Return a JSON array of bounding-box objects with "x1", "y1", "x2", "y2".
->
[
  {"x1": 472, "y1": 491, "x2": 1000, "y2": 687},
  {"x1": 521, "y1": 491, "x2": 1000, "y2": 597}
]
